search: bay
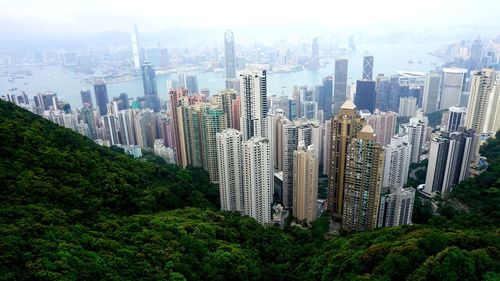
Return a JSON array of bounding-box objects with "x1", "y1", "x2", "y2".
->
[{"x1": 1, "y1": 41, "x2": 449, "y2": 107}]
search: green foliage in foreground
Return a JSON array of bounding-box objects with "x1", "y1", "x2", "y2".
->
[{"x1": 0, "y1": 100, "x2": 499, "y2": 280}]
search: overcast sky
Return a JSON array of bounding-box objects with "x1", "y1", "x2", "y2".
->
[{"x1": 1, "y1": 0, "x2": 499, "y2": 39}]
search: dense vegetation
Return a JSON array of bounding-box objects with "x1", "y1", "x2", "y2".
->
[{"x1": 0, "y1": 100, "x2": 499, "y2": 280}]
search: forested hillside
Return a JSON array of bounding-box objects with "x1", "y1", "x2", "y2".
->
[{"x1": 0, "y1": 100, "x2": 498, "y2": 280}]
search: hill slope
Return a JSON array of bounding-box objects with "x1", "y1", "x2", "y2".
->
[{"x1": 0, "y1": 100, "x2": 499, "y2": 280}]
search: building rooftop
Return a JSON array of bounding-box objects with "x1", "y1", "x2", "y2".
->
[{"x1": 340, "y1": 100, "x2": 356, "y2": 110}]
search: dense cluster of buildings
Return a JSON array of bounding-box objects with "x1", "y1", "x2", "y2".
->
[{"x1": 3, "y1": 32, "x2": 500, "y2": 232}]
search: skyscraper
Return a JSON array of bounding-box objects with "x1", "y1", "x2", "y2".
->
[
  {"x1": 382, "y1": 135, "x2": 411, "y2": 189},
  {"x1": 342, "y1": 125, "x2": 384, "y2": 231},
  {"x1": 239, "y1": 68, "x2": 268, "y2": 141},
  {"x1": 131, "y1": 25, "x2": 142, "y2": 72},
  {"x1": 80, "y1": 105, "x2": 97, "y2": 140},
  {"x1": 378, "y1": 186, "x2": 415, "y2": 227},
  {"x1": 186, "y1": 74, "x2": 199, "y2": 94},
  {"x1": 354, "y1": 80, "x2": 376, "y2": 113},
  {"x1": 281, "y1": 120, "x2": 298, "y2": 208},
  {"x1": 318, "y1": 76, "x2": 333, "y2": 120},
  {"x1": 439, "y1": 68, "x2": 467, "y2": 110},
  {"x1": 484, "y1": 76, "x2": 500, "y2": 134},
  {"x1": 80, "y1": 89, "x2": 93, "y2": 107},
  {"x1": 398, "y1": 96, "x2": 417, "y2": 117},
  {"x1": 94, "y1": 80, "x2": 109, "y2": 116},
  {"x1": 327, "y1": 101, "x2": 365, "y2": 216},
  {"x1": 169, "y1": 88, "x2": 189, "y2": 165},
  {"x1": 217, "y1": 128, "x2": 244, "y2": 212},
  {"x1": 364, "y1": 109, "x2": 398, "y2": 146},
  {"x1": 117, "y1": 93, "x2": 130, "y2": 110},
  {"x1": 444, "y1": 106, "x2": 467, "y2": 132},
  {"x1": 468, "y1": 37, "x2": 483, "y2": 71},
  {"x1": 102, "y1": 114, "x2": 119, "y2": 146},
  {"x1": 242, "y1": 137, "x2": 273, "y2": 225},
  {"x1": 211, "y1": 89, "x2": 237, "y2": 128},
  {"x1": 422, "y1": 73, "x2": 441, "y2": 114},
  {"x1": 333, "y1": 59, "x2": 348, "y2": 115},
  {"x1": 224, "y1": 30, "x2": 237, "y2": 88},
  {"x1": 312, "y1": 38, "x2": 319, "y2": 59},
  {"x1": 293, "y1": 142, "x2": 318, "y2": 223},
  {"x1": 202, "y1": 106, "x2": 227, "y2": 183},
  {"x1": 466, "y1": 69, "x2": 496, "y2": 164},
  {"x1": 117, "y1": 109, "x2": 136, "y2": 146},
  {"x1": 362, "y1": 55, "x2": 374, "y2": 80},
  {"x1": 42, "y1": 92, "x2": 58, "y2": 111},
  {"x1": 400, "y1": 116, "x2": 428, "y2": 163},
  {"x1": 424, "y1": 129, "x2": 473, "y2": 196},
  {"x1": 141, "y1": 62, "x2": 160, "y2": 112}
]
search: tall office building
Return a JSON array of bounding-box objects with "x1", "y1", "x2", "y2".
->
[
  {"x1": 232, "y1": 95, "x2": 241, "y2": 131},
  {"x1": 160, "y1": 48, "x2": 169, "y2": 68},
  {"x1": 312, "y1": 38, "x2": 319, "y2": 59},
  {"x1": 186, "y1": 74, "x2": 199, "y2": 94},
  {"x1": 217, "y1": 129, "x2": 244, "y2": 212},
  {"x1": 317, "y1": 76, "x2": 333, "y2": 120},
  {"x1": 117, "y1": 93, "x2": 130, "y2": 110},
  {"x1": 134, "y1": 109, "x2": 157, "y2": 149},
  {"x1": 211, "y1": 89, "x2": 237, "y2": 128},
  {"x1": 117, "y1": 109, "x2": 136, "y2": 146},
  {"x1": 382, "y1": 135, "x2": 411, "y2": 189},
  {"x1": 169, "y1": 88, "x2": 189, "y2": 164},
  {"x1": 141, "y1": 62, "x2": 160, "y2": 112},
  {"x1": 439, "y1": 68, "x2": 467, "y2": 110},
  {"x1": 224, "y1": 30, "x2": 237, "y2": 88},
  {"x1": 364, "y1": 109, "x2": 398, "y2": 146},
  {"x1": 354, "y1": 80, "x2": 376, "y2": 113},
  {"x1": 178, "y1": 103, "x2": 205, "y2": 168},
  {"x1": 102, "y1": 114, "x2": 119, "y2": 146},
  {"x1": 422, "y1": 73, "x2": 441, "y2": 113},
  {"x1": 444, "y1": 106, "x2": 467, "y2": 132},
  {"x1": 362, "y1": 55, "x2": 374, "y2": 80},
  {"x1": 378, "y1": 186, "x2": 415, "y2": 227},
  {"x1": 42, "y1": 92, "x2": 58, "y2": 111},
  {"x1": 239, "y1": 68, "x2": 268, "y2": 141},
  {"x1": 80, "y1": 105, "x2": 97, "y2": 140},
  {"x1": 468, "y1": 37, "x2": 483, "y2": 71},
  {"x1": 342, "y1": 125, "x2": 384, "y2": 231},
  {"x1": 131, "y1": 25, "x2": 142, "y2": 72},
  {"x1": 333, "y1": 59, "x2": 348, "y2": 115},
  {"x1": 327, "y1": 101, "x2": 365, "y2": 216},
  {"x1": 398, "y1": 96, "x2": 417, "y2": 117},
  {"x1": 242, "y1": 137, "x2": 273, "y2": 225},
  {"x1": 484, "y1": 76, "x2": 500, "y2": 134},
  {"x1": 424, "y1": 129, "x2": 473, "y2": 196},
  {"x1": 322, "y1": 119, "x2": 331, "y2": 175},
  {"x1": 269, "y1": 111, "x2": 287, "y2": 171},
  {"x1": 94, "y1": 80, "x2": 109, "y2": 116},
  {"x1": 80, "y1": 89, "x2": 93, "y2": 107},
  {"x1": 202, "y1": 106, "x2": 227, "y2": 183},
  {"x1": 466, "y1": 69, "x2": 496, "y2": 164},
  {"x1": 293, "y1": 142, "x2": 318, "y2": 223},
  {"x1": 281, "y1": 120, "x2": 298, "y2": 208},
  {"x1": 400, "y1": 116, "x2": 428, "y2": 163}
]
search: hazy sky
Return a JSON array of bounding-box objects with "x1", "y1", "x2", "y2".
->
[{"x1": 1, "y1": 0, "x2": 500, "y2": 38}]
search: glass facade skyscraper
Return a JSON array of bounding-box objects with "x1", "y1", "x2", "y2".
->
[{"x1": 141, "y1": 61, "x2": 160, "y2": 112}]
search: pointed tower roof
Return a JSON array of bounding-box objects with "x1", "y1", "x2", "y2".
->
[
  {"x1": 340, "y1": 100, "x2": 356, "y2": 110},
  {"x1": 358, "y1": 124, "x2": 376, "y2": 140}
]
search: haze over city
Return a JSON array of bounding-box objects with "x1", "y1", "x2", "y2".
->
[{"x1": 1, "y1": 0, "x2": 500, "y2": 46}]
